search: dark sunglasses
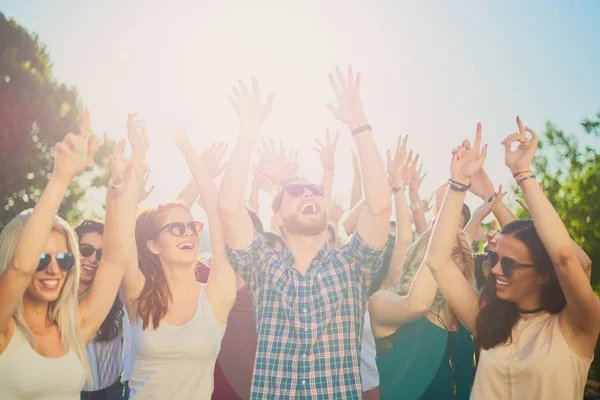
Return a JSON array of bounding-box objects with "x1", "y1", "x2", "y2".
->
[
  {"x1": 487, "y1": 250, "x2": 535, "y2": 278},
  {"x1": 79, "y1": 244, "x2": 102, "y2": 261},
  {"x1": 284, "y1": 184, "x2": 324, "y2": 198},
  {"x1": 37, "y1": 252, "x2": 75, "y2": 272},
  {"x1": 155, "y1": 221, "x2": 204, "y2": 237}
]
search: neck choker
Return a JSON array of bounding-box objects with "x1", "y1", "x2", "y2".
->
[{"x1": 517, "y1": 306, "x2": 544, "y2": 314}]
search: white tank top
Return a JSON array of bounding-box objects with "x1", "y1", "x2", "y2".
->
[
  {"x1": 471, "y1": 312, "x2": 592, "y2": 399},
  {"x1": 0, "y1": 325, "x2": 85, "y2": 399},
  {"x1": 360, "y1": 310, "x2": 380, "y2": 391},
  {"x1": 129, "y1": 283, "x2": 226, "y2": 399}
]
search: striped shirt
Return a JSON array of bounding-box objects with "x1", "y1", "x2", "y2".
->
[
  {"x1": 82, "y1": 333, "x2": 123, "y2": 391},
  {"x1": 226, "y1": 231, "x2": 385, "y2": 399}
]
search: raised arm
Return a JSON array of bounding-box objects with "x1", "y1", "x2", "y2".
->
[
  {"x1": 175, "y1": 134, "x2": 236, "y2": 323},
  {"x1": 381, "y1": 135, "x2": 413, "y2": 289},
  {"x1": 327, "y1": 66, "x2": 391, "y2": 248},
  {"x1": 79, "y1": 135, "x2": 142, "y2": 342},
  {"x1": 504, "y1": 117, "x2": 600, "y2": 352},
  {"x1": 343, "y1": 200, "x2": 365, "y2": 236},
  {"x1": 218, "y1": 78, "x2": 274, "y2": 250},
  {"x1": 405, "y1": 154, "x2": 429, "y2": 235},
  {"x1": 0, "y1": 111, "x2": 99, "y2": 341},
  {"x1": 116, "y1": 114, "x2": 149, "y2": 318},
  {"x1": 426, "y1": 123, "x2": 487, "y2": 335},
  {"x1": 463, "y1": 186, "x2": 507, "y2": 243},
  {"x1": 469, "y1": 168, "x2": 518, "y2": 228}
]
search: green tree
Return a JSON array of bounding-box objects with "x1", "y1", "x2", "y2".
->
[
  {"x1": 514, "y1": 111, "x2": 600, "y2": 378},
  {"x1": 0, "y1": 13, "x2": 113, "y2": 230}
]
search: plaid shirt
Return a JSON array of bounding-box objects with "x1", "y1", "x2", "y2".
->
[{"x1": 226, "y1": 231, "x2": 385, "y2": 399}]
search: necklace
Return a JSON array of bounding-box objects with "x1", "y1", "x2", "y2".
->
[
  {"x1": 429, "y1": 305, "x2": 456, "y2": 398},
  {"x1": 517, "y1": 306, "x2": 544, "y2": 314}
]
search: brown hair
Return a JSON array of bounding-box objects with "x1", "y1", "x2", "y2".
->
[
  {"x1": 475, "y1": 219, "x2": 566, "y2": 349},
  {"x1": 135, "y1": 202, "x2": 189, "y2": 330}
]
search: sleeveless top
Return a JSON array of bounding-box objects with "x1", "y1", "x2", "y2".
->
[
  {"x1": 360, "y1": 310, "x2": 380, "y2": 391},
  {"x1": 471, "y1": 312, "x2": 592, "y2": 399},
  {"x1": 0, "y1": 325, "x2": 85, "y2": 399},
  {"x1": 376, "y1": 317, "x2": 474, "y2": 400},
  {"x1": 129, "y1": 283, "x2": 226, "y2": 399}
]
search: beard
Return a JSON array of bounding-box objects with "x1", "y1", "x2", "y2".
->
[{"x1": 282, "y1": 211, "x2": 328, "y2": 236}]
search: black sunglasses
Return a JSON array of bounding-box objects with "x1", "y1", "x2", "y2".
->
[
  {"x1": 37, "y1": 252, "x2": 75, "y2": 272},
  {"x1": 80, "y1": 244, "x2": 102, "y2": 261},
  {"x1": 155, "y1": 221, "x2": 204, "y2": 237},
  {"x1": 284, "y1": 184, "x2": 324, "y2": 198},
  {"x1": 487, "y1": 250, "x2": 535, "y2": 277}
]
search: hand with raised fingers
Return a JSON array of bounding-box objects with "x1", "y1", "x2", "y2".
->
[
  {"x1": 473, "y1": 185, "x2": 507, "y2": 221},
  {"x1": 329, "y1": 195, "x2": 346, "y2": 223},
  {"x1": 450, "y1": 123, "x2": 488, "y2": 186},
  {"x1": 254, "y1": 138, "x2": 288, "y2": 185},
  {"x1": 502, "y1": 116, "x2": 538, "y2": 175},
  {"x1": 138, "y1": 165, "x2": 155, "y2": 203},
  {"x1": 126, "y1": 112, "x2": 149, "y2": 162},
  {"x1": 470, "y1": 168, "x2": 495, "y2": 200},
  {"x1": 228, "y1": 77, "x2": 274, "y2": 133},
  {"x1": 327, "y1": 65, "x2": 368, "y2": 130},
  {"x1": 406, "y1": 155, "x2": 427, "y2": 196},
  {"x1": 200, "y1": 141, "x2": 228, "y2": 179},
  {"x1": 53, "y1": 108, "x2": 100, "y2": 181},
  {"x1": 386, "y1": 135, "x2": 408, "y2": 185},
  {"x1": 285, "y1": 147, "x2": 299, "y2": 179},
  {"x1": 485, "y1": 229, "x2": 501, "y2": 251},
  {"x1": 314, "y1": 128, "x2": 339, "y2": 171},
  {"x1": 108, "y1": 139, "x2": 138, "y2": 196}
]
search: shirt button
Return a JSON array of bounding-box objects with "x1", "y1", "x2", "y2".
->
[
  {"x1": 302, "y1": 380, "x2": 306, "y2": 385},
  {"x1": 303, "y1": 308, "x2": 307, "y2": 313},
  {"x1": 304, "y1": 327, "x2": 308, "y2": 332},
  {"x1": 303, "y1": 354, "x2": 307, "y2": 357}
]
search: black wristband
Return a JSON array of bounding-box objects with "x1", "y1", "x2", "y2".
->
[
  {"x1": 448, "y1": 179, "x2": 471, "y2": 192},
  {"x1": 351, "y1": 125, "x2": 372, "y2": 136}
]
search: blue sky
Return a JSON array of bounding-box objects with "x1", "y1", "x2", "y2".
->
[{"x1": 2, "y1": 0, "x2": 599, "y2": 242}]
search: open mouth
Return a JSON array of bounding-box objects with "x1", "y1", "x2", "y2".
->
[
  {"x1": 40, "y1": 279, "x2": 59, "y2": 290},
  {"x1": 177, "y1": 242, "x2": 195, "y2": 250},
  {"x1": 300, "y1": 203, "x2": 318, "y2": 215},
  {"x1": 82, "y1": 264, "x2": 96, "y2": 272},
  {"x1": 496, "y1": 279, "x2": 511, "y2": 287}
]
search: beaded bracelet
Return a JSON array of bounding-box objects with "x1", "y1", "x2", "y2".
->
[
  {"x1": 351, "y1": 125, "x2": 372, "y2": 136},
  {"x1": 448, "y1": 179, "x2": 471, "y2": 192}
]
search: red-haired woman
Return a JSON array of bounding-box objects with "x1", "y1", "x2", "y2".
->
[{"x1": 119, "y1": 119, "x2": 237, "y2": 399}]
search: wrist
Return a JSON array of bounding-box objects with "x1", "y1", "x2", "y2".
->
[
  {"x1": 449, "y1": 176, "x2": 470, "y2": 186},
  {"x1": 390, "y1": 176, "x2": 404, "y2": 187},
  {"x1": 348, "y1": 119, "x2": 370, "y2": 131},
  {"x1": 408, "y1": 190, "x2": 419, "y2": 203},
  {"x1": 49, "y1": 174, "x2": 73, "y2": 189}
]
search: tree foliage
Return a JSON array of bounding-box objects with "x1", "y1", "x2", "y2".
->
[{"x1": 0, "y1": 12, "x2": 113, "y2": 230}]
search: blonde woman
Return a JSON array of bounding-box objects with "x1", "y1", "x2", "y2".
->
[
  {"x1": 0, "y1": 112, "x2": 135, "y2": 399},
  {"x1": 369, "y1": 223, "x2": 482, "y2": 399}
]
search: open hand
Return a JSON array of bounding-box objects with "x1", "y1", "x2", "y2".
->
[
  {"x1": 200, "y1": 141, "x2": 228, "y2": 179},
  {"x1": 473, "y1": 185, "x2": 507, "y2": 221},
  {"x1": 254, "y1": 138, "x2": 296, "y2": 185},
  {"x1": 502, "y1": 116, "x2": 538, "y2": 174},
  {"x1": 386, "y1": 135, "x2": 408, "y2": 184},
  {"x1": 313, "y1": 129, "x2": 339, "y2": 171},
  {"x1": 470, "y1": 168, "x2": 495, "y2": 199},
  {"x1": 450, "y1": 123, "x2": 487, "y2": 185},
  {"x1": 126, "y1": 113, "x2": 149, "y2": 162},
  {"x1": 229, "y1": 77, "x2": 274, "y2": 133},
  {"x1": 327, "y1": 65, "x2": 368, "y2": 130},
  {"x1": 108, "y1": 139, "x2": 138, "y2": 196},
  {"x1": 138, "y1": 165, "x2": 155, "y2": 203},
  {"x1": 53, "y1": 108, "x2": 100, "y2": 181}
]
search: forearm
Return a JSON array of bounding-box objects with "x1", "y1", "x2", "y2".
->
[
  {"x1": 177, "y1": 180, "x2": 198, "y2": 209},
  {"x1": 408, "y1": 190, "x2": 428, "y2": 234},
  {"x1": 12, "y1": 176, "x2": 71, "y2": 274},
  {"x1": 388, "y1": 185, "x2": 412, "y2": 278},
  {"x1": 426, "y1": 188, "x2": 466, "y2": 269},
  {"x1": 355, "y1": 132, "x2": 391, "y2": 214},
  {"x1": 248, "y1": 177, "x2": 261, "y2": 213},
  {"x1": 218, "y1": 131, "x2": 257, "y2": 216},
  {"x1": 520, "y1": 178, "x2": 573, "y2": 263},
  {"x1": 463, "y1": 213, "x2": 484, "y2": 243}
]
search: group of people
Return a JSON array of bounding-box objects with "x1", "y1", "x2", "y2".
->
[{"x1": 0, "y1": 66, "x2": 598, "y2": 400}]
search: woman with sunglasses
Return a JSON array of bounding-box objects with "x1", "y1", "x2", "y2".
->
[
  {"x1": 0, "y1": 114, "x2": 136, "y2": 399},
  {"x1": 426, "y1": 120, "x2": 600, "y2": 399},
  {"x1": 120, "y1": 127, "x2": 236, "y2": 399}
]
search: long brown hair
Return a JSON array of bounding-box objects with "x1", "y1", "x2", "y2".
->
[
  {"x1": 475, "y1": 219, "x2": 566, "y2": 349},
  {"x1": 135, "y1": 202, "x2": 190, "y2": 330}
]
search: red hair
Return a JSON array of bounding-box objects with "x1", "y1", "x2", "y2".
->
[{"x1": 135, "y1": 202, "x2": 189, "y2": 330}]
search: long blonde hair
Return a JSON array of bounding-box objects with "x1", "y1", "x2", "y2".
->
[
  {"x1": 391, "y1": 228, "x2": 475, "y2": 304},
  {"x1": 0, "y1": 209, "x2": 89, "y2": 374}
]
